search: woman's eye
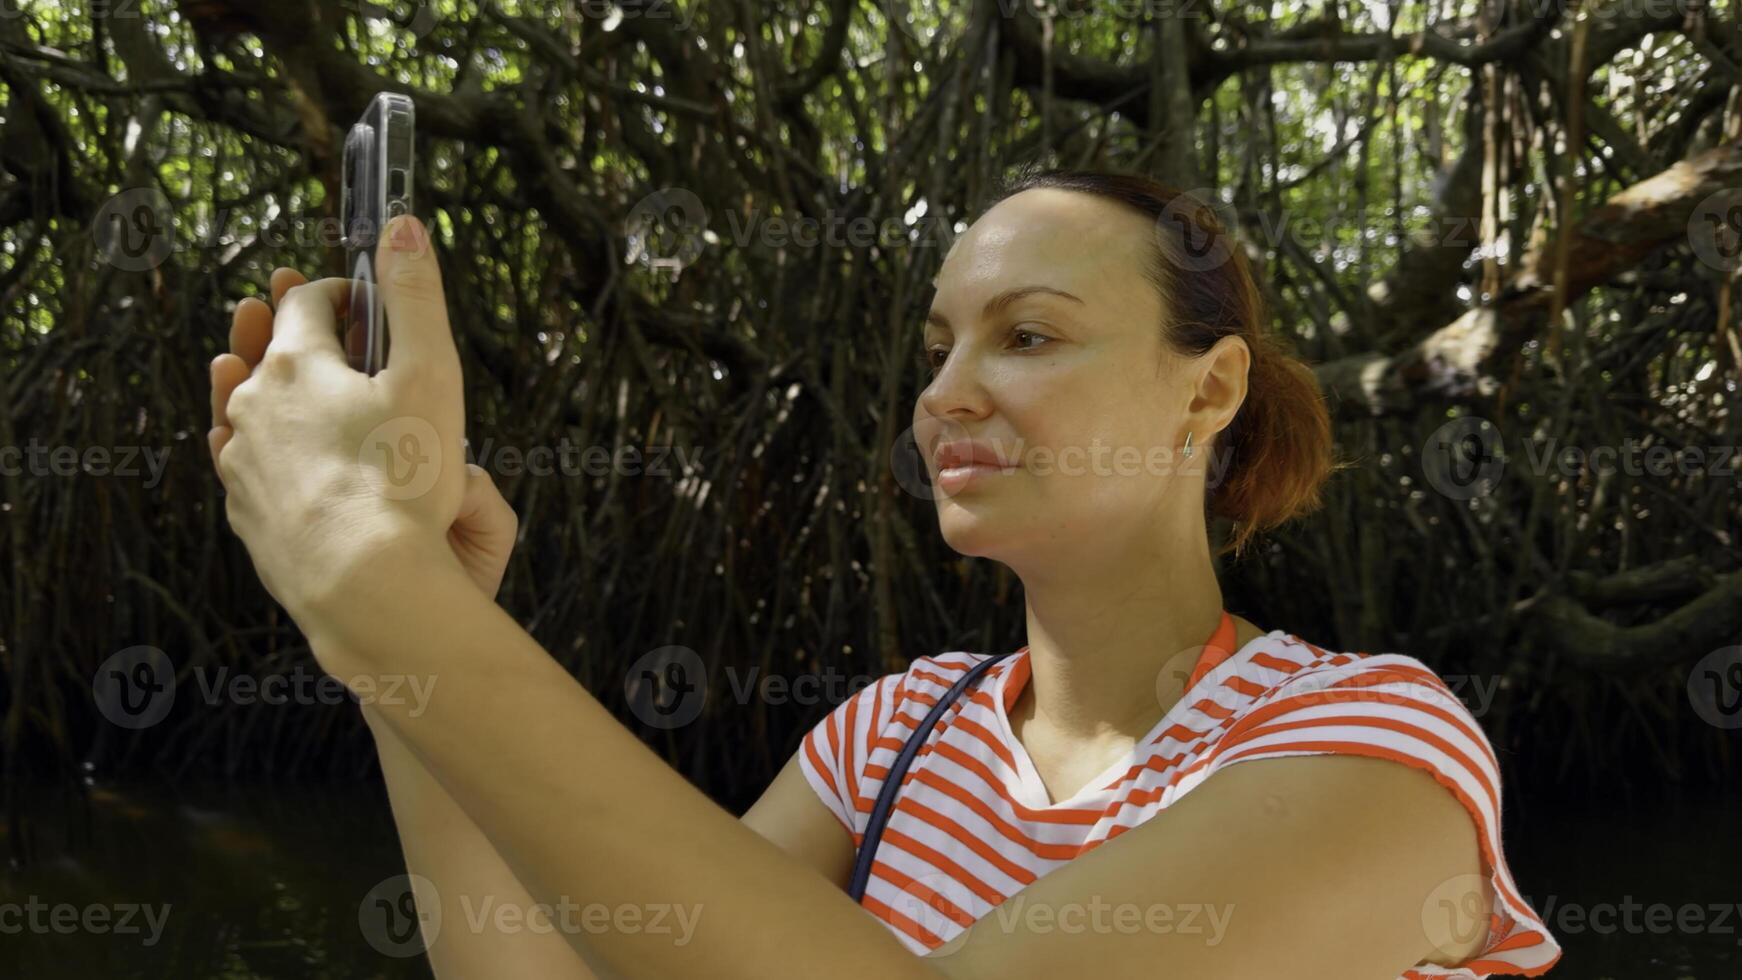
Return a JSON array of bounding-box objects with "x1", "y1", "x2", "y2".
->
[{"x1": 919, "y1": 328, "x2": 1052, "y2": 376}]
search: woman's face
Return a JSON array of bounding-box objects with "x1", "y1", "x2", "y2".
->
[{"x1": 914, "y1": 187, "x2": 1229, "y2": 569}]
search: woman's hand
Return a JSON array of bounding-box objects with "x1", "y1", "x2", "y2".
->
[
  {"x1": 205, "y1": 215, "x2": 474, "y2": 629},
  {"x1": 211, "y1": 262, "x2": 519, "y2": 601}
]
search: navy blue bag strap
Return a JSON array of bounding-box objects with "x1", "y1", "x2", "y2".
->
[{"x1": 847, "y1": 650, "x2": 1015, "y2": 903}]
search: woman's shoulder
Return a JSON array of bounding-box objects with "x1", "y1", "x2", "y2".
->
[
  {"x1": 796, "y1": 648, "x2": 1014, "y2": 833},
  {"x1": 841, "y1": 648, "x2": 1014, "y2": 720},
  {"x1": 806, "y1": 648, "x2": 1005, "y2": 722},
  {"x1": 1205, "y1": 632, "x2": 1506, "y2": 819},
  {"x1": 1202, "y1": 634, "x2": 1564, "y2": 976},
  {"x1": 1203, "y1": 631, "x2": 1500, "y2": 778},
  {"x1": 1227, "y1": 630, "x2": 1469, "y2": 705},
  {"x1": 902, "y1": 648, "x2": 1014, "y2": 690}
]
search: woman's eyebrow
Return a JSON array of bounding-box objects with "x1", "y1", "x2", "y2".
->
[{"x1": 925, "y1": 285, "x2": 1085, "y2": 330}]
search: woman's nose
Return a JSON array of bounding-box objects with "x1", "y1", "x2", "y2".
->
[{"x1": 916, "y1": 349, "x2": 993, "y2": 422}]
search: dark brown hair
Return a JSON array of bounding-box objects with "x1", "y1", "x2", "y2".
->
[{"x1": 983, "y1": 167, "x2": 1339, "y2": 560}]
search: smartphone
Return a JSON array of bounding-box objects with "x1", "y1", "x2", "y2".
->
[{"x1": 340, "y1": 92, "x2": 416, "y2": 375}]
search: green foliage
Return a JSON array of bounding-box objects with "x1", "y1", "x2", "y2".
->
[{"x1": 0, "y1": 0, "x2": 1736, "y2": 826}]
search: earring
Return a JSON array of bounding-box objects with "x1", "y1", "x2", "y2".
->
[{"x1": 1181, "y1": 432, "x2": 1194, "y2": 458}]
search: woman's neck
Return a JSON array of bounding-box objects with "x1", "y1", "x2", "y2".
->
[{"x1": 1013, "y1": 551, "x2": 1240, "y2": 744}]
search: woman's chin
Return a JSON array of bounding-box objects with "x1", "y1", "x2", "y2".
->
[{"x1": 935, "y1": 510, "x2": 1005, "y2": 557}]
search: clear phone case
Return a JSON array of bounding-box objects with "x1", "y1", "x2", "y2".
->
[{"x1": 340, "y1": 93, "x2": 415, "y2": 375}]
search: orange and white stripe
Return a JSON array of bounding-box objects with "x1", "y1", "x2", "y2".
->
[{"x1": 800, "y1": 629, "x2": 1563, "y2": 978}]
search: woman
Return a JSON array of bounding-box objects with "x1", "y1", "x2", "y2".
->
[{"x1": 207, "y1": 169, "x2": 1562, "y2": 978}]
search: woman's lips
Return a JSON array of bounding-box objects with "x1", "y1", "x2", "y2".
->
[{"x1": 936, "y1": 461, "x2": 1016, "y2": 495}]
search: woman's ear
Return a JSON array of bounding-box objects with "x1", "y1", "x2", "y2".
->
[{"x1": 1187, "y1": 335, "x2": 1251, "y2": 435}]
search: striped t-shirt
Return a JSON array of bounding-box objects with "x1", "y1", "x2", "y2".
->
[{"x1": 799, "y1": 624, "x2": 1563, "y2": 978}]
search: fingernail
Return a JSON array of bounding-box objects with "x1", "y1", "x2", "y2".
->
[{"x1": 390, "y1": 216, "x2": 424, "y2": 252}]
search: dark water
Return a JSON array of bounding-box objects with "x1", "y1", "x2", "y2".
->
[
  {"x1": 1, "y1": 781, "x2": 431, "y2": 980},
  {"x1": 0, "y1": 780, "x2": 1735, "y2": 978},
  {"x1": 1506, "y1": 790, "x2": 1739, "y2": 980}
]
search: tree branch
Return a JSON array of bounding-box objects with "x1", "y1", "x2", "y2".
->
[
  {"x1": 1526, "y1": 566, "x2": 1742, "y2": 672},
  {"x1": 1315, "y1": 142, "x2": 1742, "y2": 417}
]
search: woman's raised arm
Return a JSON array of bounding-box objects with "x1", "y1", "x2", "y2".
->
[
  {"x1": 213, "y1": 268, "x2": 608, "y2": 979},
  {"x1": 363, "y1": 702, "x2": 616, "y2": 978},
  {"x1": 739, "y1": 747, "x2": 857, "y2": 892}
]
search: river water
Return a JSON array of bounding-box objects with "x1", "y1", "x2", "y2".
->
[{"x1": 0, "y1": 780, "x2": 1734, "y2": 978}]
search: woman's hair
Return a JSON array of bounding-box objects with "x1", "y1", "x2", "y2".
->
[{"x1": 982, "y1": 167, "x2": 1339, "y2": 561}]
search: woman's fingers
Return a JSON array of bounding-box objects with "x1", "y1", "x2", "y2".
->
[
  {"x1": 210, "y1": 353, "x2": 250, "y2": 429},
  {"x1": 230, "y1": 297, "x2": 274, "y2": 367},
  {"x1": 208, "y1": 426, "x2": 233, "y2": 482},
  {"x1": 375, "y1": 215, "x2": 459, "y2": 384},
  {"x1": 213, "y1": 267, "x2": 344, "y2": 475},
  {"x1": 270, "y1": 266, "x2": 310, "y2": 308},
  {"x1": 216, "y1": 269, "x2": 298, "y2": 482},
  {"x1": 232, "y1": 264, "x2": 310, "y2": 369},
  {"x1": 227, "y1": 267, "x2": 311, "y2": 375},
  {"x1": 209, "y1": 353, "x2": 252, "y2": 482},
  {"x1": 454, "y1": 463, "x2": 516, "y2": 538},
  {"x1": 449, "y1": 463, "x2": 517, "y2": 597},
  {"x1": 229, "y1": 268, "x2": 313, "y2": 370},
  {"x1": 271, "y1": 278, "x2": 352, "y2": 365}
]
